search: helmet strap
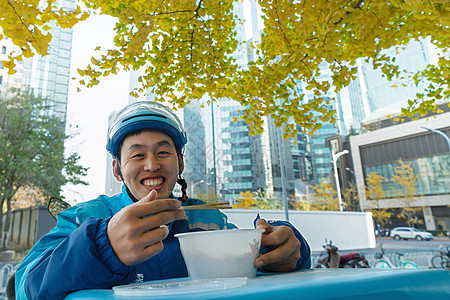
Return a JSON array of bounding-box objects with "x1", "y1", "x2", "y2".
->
[
  {"x1": 125, "y1": 185, "x2": 139, "y2": 203},
  {"x1": 177, "y1": 175, "x2": 188, "y2": 203},
  {"x1": 116, "y1": 161, "x2": 124, "y2": 180}
]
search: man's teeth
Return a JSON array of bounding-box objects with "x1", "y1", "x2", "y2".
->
[{"x1": 143, "y1": 178, "x2": 163, "y2": 187}]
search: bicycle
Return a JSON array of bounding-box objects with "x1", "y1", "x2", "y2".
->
[
  {"x1": 373, "y1": 244, "x2": 418, "y2": 269},
  {"x1": 431, "y1": 244, "x2": 450, "y2": 270}
]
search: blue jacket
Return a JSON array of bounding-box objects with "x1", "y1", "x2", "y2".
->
[{"x1": 15, "y1": 186, "x2": 311, "y2": 299}]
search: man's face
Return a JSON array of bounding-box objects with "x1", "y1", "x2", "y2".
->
[{"x1": 113, "y1": 130, "x2": 184, "y2": 200}]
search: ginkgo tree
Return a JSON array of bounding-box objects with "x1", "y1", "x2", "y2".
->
[
  {"x1": 365, "y1": 172, "x2": 393, "y2": 230},
  {"x1": 391, "y1": 158, "x2": 424, "y2": 227},
  {"x1": 1, "y1": 0, "x2": 449, "y2": 137}
]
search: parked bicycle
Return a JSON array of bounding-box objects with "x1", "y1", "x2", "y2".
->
[
  {"x1": 431, "y1": 244, "x2": 450, "y2": 270},
  {"x1": 373, "y1": 244, "x2": 418, "y2": 269}
]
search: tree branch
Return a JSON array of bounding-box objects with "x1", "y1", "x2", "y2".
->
[
  {"x1": 7, "y1": 0, "x2": 42, "y2": 51},
  {"x1": 274, "y1": 0, "x2": 292, "y2": 53},
  {"x1": 333, "y1": 0, "x2": 364, "y2": 26},
  {"x1": 189, "y1": 0, "x2": 204, "y2": 63}
]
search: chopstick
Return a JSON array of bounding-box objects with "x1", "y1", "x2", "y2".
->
[{"x1": 181, "y1": 202, "x2": 232, "y2": 210}]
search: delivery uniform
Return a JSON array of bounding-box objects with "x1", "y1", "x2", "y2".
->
[{"x1": 15, "y1": 186, "x2": 311, "y2": 300}]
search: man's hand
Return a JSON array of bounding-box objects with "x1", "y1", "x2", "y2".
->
[
  {"x1": 107, "y1": 190, "x2": 185, "y2": 266},
  {"x1": 254, "y1": 218, "x2": 301, "y2": 272}
]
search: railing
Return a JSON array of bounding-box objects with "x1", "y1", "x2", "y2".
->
[
  {"x1": 312, "y1": 250, "x2": 436, "y2": 269},
  {"x1": 0, "y1": 263, "x2": 19, "y2": 299}
]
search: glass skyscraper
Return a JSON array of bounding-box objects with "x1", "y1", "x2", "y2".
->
[
  {"x1": 361, "y1": 38, "x2": 435, "y2": 115},
  {"x1": 183, "y1": 102, "x2": 208, "y2": 196}
]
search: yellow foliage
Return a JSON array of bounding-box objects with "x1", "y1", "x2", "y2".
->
[
  {"x1": 12, "y1": 186, "x2": 45, "y2": 210},
  {"x1": 391, "y1": 158, "x2": 424, "y2": 227},
  {"x1": 392, "y1": 158, "x2": 418, "y2": 197},
  {"x1": 2, "y1": 1, "x2": 449, "y2": 136},
  {"x1": 365, "y1": 172, "x2": 394, "y2": 226},
  {"x1": 311, "y1": 180, "x2": 339, "y2": 211},
  {"x1": 291, "y1": 195, "x2": 317, "y2": 211},
  {"x1": 0, "y1": 0, "x2": 88, "y2": 69},
  {"x1": 368, "y1": 208, "x2": 393, "y2": 229},
  {"x1": 234, "y1": 191, "x2": 257, "y2": 209},
  {"x1": 343, "y1": 182, "x2": 360, "y2": 211},
  {"x1": 366, "y1": 172, "x2": 386, "y2": 201}
]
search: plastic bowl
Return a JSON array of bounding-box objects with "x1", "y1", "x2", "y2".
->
[{"x1": 175, "y1": 229, "x2": 264, "y2": 279}]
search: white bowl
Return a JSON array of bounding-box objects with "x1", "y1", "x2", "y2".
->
[{"x1": 175, "y1": 229, "x2": 264, "y2": 279}]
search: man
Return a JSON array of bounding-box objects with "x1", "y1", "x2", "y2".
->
[{"x1": 15, "y1": 101, "x2": 311, "y2": 299}]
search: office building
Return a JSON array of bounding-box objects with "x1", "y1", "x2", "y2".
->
[
  {"x1": 105, "y1": 111, "x2": 123, "y2": 196},
  {"x1": 296, "y1": 62, "x2": 343, "y2": 186},
  {"x1": 182, "y1": 102, "x2": 208, "y2": 197},
  {"x1": 350, "y1": 110, "x2": 450, "y2": 231},
  {"x1": 361, "y1": 38, "x2": 435, "y2": 115},
  {"x1": 337, "y1": 60, "x2": 369, "y2": 132}
]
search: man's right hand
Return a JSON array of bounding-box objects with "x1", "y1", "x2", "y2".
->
[{"x1": 107, "y1": 190, "x2": 185, "y2": 266}]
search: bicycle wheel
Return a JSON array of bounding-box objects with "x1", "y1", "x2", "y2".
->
[
  {"x1": 443, "y1": 257, "x2": 450, "y2": 270},
  {"x1": 374, "y1": 260, "x2": 391, "y2": 269},
  {"x1": 431, "y1": 255, "x2": 444, "y2": 269},
  {"x1": 402, "y1": 261, "x2": 418, "y2": 269}
]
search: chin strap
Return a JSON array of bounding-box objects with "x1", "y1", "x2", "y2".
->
[
  {"x1": 177, "y1": 175, "x2": 188, "y2": 203},
  {"x1": 125, "y1": 185, "x2": 139, "y2": 202}
]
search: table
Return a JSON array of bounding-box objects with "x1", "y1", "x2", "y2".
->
[{"x1": 65, "y1": 268, "x2": 450, "y2": 299}]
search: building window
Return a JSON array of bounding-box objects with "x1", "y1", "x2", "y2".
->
[{"x1": 1, "y1": 46, "x2": 6, "y2": 54}]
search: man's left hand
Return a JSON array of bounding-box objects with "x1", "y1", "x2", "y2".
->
[{"x1": 254, "y1": 218, "x2": 301, "y2": 272}]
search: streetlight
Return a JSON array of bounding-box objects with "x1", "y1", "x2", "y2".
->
[
  {"x1": 345, "y1": 167, "x2": 355, "y2": 176},
  {"x1": 190, "y1": 180, "x2": 205, "y2": 196},
  {"x1": 421, "y1": 126, "x2": 450, "y2": 151},
  {"x1": 332, "y1": 150, "x2": 349, "y2": 212}
]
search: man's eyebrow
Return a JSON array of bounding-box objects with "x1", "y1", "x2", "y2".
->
[
  {"x1": 156, "y1": 140, "x2": 172, "y2": 147},
  {"x1": 126, "y1": 144, "x2": 146, "y2": 151},
  {"x1": 126, "y1": 140, "x2": 173, "y2": 151}
]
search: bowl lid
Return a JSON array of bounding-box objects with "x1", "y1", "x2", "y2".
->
[{"x1": 113, "y1": 277, "x2": 248, "y2": 297}]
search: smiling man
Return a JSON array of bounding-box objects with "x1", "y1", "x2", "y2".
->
[
  {"x1": 15, "y1": 101, "x2": 311, "y2": 300},
  {"x1": 113, "y1": 131, "x2": 183, "y2": 200}
]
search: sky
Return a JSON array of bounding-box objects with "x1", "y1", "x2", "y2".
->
[{"x1": 62, "y1": 15, "x2": 128, "y2": 204}]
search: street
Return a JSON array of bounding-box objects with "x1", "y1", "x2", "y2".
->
[
  {"x1": 312, "y1": 237, "x2": 450, "y2": 269},
  {"x1": 376, "y1": 237, "x2": 449, "y2": 252},
  {"x1": 313, "y1": 237, "x2": 448, "y2": 256}
]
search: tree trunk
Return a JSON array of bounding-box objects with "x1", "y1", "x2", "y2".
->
[
  {"x1": 0, "y1": 199, "x2": 4, "y2": 248},
  {"x1": 1, "y1": 198, "x2": 12, "y2": 249}
]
